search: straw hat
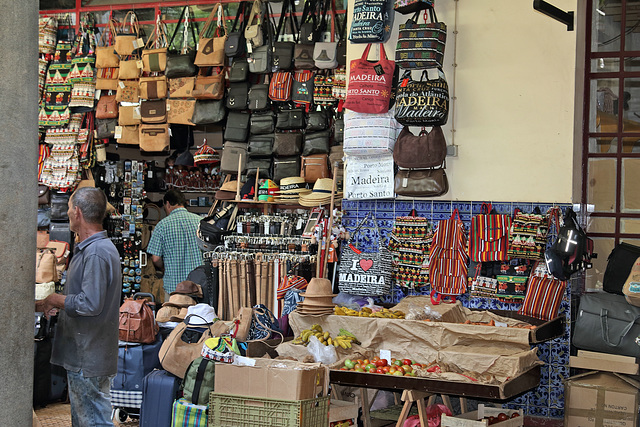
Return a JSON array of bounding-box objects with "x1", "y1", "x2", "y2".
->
[
  {"x1": 300, "y1": 278, "x2": 336, "y2": 298},
  {"x1": 215, "y1": 180, "x2": 239, "y2": 201},
  {"x1": 156, "y1": 305, "x2": 180, "y2": 323},
  {"x1": 170, "y1": 280, "x2": 203, "y2": 298},
  {"x1": 298, "y1": 178, "x2": 342, "y2": 207},
  {"x1": 162, "y1": 294, "x2": 197, "y2": 308},
  {"x1": 277, "y1": 177, "x2": 311, "y2": 193}
]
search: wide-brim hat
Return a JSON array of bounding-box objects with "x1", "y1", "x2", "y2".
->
[
  {"x1": 170, "y1": 280, "x2": 203, "y2": 298},
  {"x1": 156, "y1": 305, "x2": 180, "y2": 323},
  {"x1": 220, "y1": 180, "x2": 240, "y2": 192},
  {"x1": 297, "y1": 299, "x2": 335, "y2": 308},
  {"x1": 277, "y1": 177, "x2": 311, "y2": 194},
  {"x1": 169, "y1": 307, "x2": 189, "y2": 322},
  {"x1": 215, "y1": 180, "x2": 240, "y2": 201},
  {"x1": 298, "y1": 178, "x2": 342, "y2": 206},
  {"x1": 162, "y1": 294, "x2": 197, "y2": 308},
  {"x1": 295, "y1": 305, "x2": 334, "y2": 315},
  {"x1": 299, "y1": 278, "x2": 336, "y2": 298}
]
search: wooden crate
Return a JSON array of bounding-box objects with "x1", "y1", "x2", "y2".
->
[{"x1": 441, "y1": 405, "x2": 523, "y2": 427}]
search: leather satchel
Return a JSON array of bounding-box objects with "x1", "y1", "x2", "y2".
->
[
  {"x1": 167, "y1": 99, "x2": 196, "y2": 125},
  {"x1": 250, "y1": 112, "x2": 275, "y2": 135},
  {"x1": 166, "y1": 51, "x2": 198, "y2": 78},
  {"x1": 117, "y1": 125, "x2": 140, "y2": 146},
  {"x1": 119, "y1": 105, "x2": 142, "y2": 126},
  {"x1": 273, "y1": 156, "x2": 301, "y2": 183},
  {"x1": 139, "y1": 76, "x2": 168, "y2": 100},
  {"x1": 248, "y1": 83, "x2": 270, "y2": 111},
  {"x1": 300, "y1": 154, "x2": 329, "y2": 183},
  {"x1": 224, "y1": 111, "x2": 251, "y2": 142},
  {"x1": 306, "y1": 110, "x2": 329, "y2": 132},
  {"x1": 276, "y1": 108, "x2": 305, "y2": 130},
  {"x1": 246, "y1": 157, "x2": 272, "y2": 178},
  {"x1": 273, "y1": 42, "x2": 295, "y2": 71},
  {"x1": 38, "y1": 185, "x2": 51, "y2": 205},
  {"x1": 192, "y1": 100, "x2": 226, "y2": 125},
  {"x1": 194, "y1": 3, "x2": 227, "y2": 67},
  {"x1": 159, "y1": 316, "x2": 214, "y2": 378},
  {"x1": 248, "y1": 134, "x2": 274, "y2": 157},
  {"x1": 226, "y1": 82, "x2": 250, "y2": 110},
  {"x1": 95, "y1": 95, "x2": 118, "y2": 119},
  {"x1": 229, "y1": 58, "x2": 249, "y2": 82},
  {"x1": 248, "y1": 44, "x2": 272, "y2": 74},
  {"x1": 574, "y1": 292, "x2": 640, "y2": 357},
  {"x1": 302, "y1": 130, "x2": 330, "y2": 156},
  {"x1": 294, "y1": 44, "x2": 316, "y2": 70},
  {"x1": 394, "y1": 167, "x2": 449, "y2": 197},
  {"x1": 193, "y1": 72, "x2": 225, "y2": 100},
  {"x1": 140, "y1": 99, "x2": 167, "y2": 124},
  {"x1": 273, "y1": 132, "x2": 302, "y2": 156},
  {"x1": 220, "y1": 141, "x2": 248, "y2": 173},
  {"x1": 139, "y1": 123, "x2": 170, "y2": 152},
  {"x1": 118, "y1": 295, "x2": 158, "y2": 344},
  {"x1": 95, "y1": 21, "x2": 119, "y2": 69},
  {"x1": 96, "y1": 118, "x2": 117, "y2": 139},
  {"x1": 394, "y1": 126, "x2": 447, "y2": 168}
]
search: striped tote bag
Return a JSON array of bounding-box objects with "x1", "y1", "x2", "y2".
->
[
  {"x1": 469, "y1": 203, "x2": 511, "y2": 262},
  {"x1": 428, "y1": 209, "x2": 468, "y2": 302},
  {"x1": 518, "y1": 274, "x2": 566, "y2": 320}
]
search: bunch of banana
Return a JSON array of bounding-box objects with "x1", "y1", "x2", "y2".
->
[
  {"x1": 334, "y1": 335, "x2": 357, "y2": 349},
  {"x1": 292, "y1": 324, "x2": 331, "y2": 346},
  {"x1": 333, "y1": 306, "x2": 406, "y2": 319}
]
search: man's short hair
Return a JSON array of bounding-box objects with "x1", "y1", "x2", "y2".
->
[
  {"x1": 163, "y1": 189, "x2": 187, "y2": 207},
  {"x1": 71, "y1": 187, "x2": 107, "y2": 224}
]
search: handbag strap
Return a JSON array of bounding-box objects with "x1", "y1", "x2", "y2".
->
[
  {"x1": 361, "y1": 43, "x2": 388, "y2": 61},
  {"x1": 190, "y1": 357, "x2": 211, "y2": 404},
  {"x1": 168, "y1": 6, "x2": 199, "y2": 52},
  {"x1": 200, "y1": 3, "x2": 227, "y2": 39},
  {"x1": 600, "y1": 308, "x2": 640, "y2": 347},
  {"x1": 145, "y1": 15, "x2": 168, "y2": 50},
  {"x1": 247, "y1": 0, "x2": 264, "y2": 29},
  {"x1": 119, "y1": 11, "x2": 140, "y2": 36},
  {"x1": 348, "y1": 212, "x2": 384, "y2": 247},
  {"x1": 230, "y1": 1, "x2": 248, "y2": 33},
  {"x1": 275, "y1": 0, "x2": 300, "y2": 42}
]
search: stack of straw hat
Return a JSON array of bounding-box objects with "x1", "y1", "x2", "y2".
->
[
  {"x1": 295, "y1": 278, "x2": 336, "y2": 315},
  {"x1": 274, "y1": 177, "x2": 312, "y2": 203},
  {"x1": 298, "y1": 178, "x2": 342, "y2": 207}
]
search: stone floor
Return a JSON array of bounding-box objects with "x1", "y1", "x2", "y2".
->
[{"x1": 34, "y1": 402, "x2": 139, "y2": 427}]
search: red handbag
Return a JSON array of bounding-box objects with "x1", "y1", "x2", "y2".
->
[{"x1": 344, "y1": 43, "x2": 395, "y2": 114}]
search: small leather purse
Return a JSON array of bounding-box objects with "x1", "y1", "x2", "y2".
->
[
  {"x1": 394, "y1": 126, "x2": 447, "y2": 169},
  {"x1": 140, "y1": 99, "x2": 167, "y2": 124},
  {"x1": 275, "y1": 108, "x2": 305, "y2": 130},
  {"x1": 224, "y1": 111, "x2": 251, "y2": 142},
  {"x1": 394, "y1": 167, "x2": 449, "y2": 197}
]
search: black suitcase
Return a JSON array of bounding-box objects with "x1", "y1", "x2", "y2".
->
[
  {"x1": 603, "y1": 242, "x2": 640, "y2": 294},
  {"x1": 139, "y1": 369, "x2": 181, "y2": 427}
]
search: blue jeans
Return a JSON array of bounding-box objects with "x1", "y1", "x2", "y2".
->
[{"x1": 67, "y1": 370, "x2": 115, "y2": 427}]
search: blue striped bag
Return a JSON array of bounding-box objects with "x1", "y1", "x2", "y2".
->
[{"x1": 171, "y1": 398, "x2": 208, "y2": 427}]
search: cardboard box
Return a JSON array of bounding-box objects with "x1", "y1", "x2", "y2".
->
[
  {"x1": 570, "y1": 350, "x2": 639, "y2": 375},
  {"x1": 441, "y1": 405, "x2": 523, "y2": 427},
  {"x1": 214, "y1": 358, "x2": 328, "y2": 401},
  {"x1": 564, "y1": 371, "x2": 640, "y2": 427}
]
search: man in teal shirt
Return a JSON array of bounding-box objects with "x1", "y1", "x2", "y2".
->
[{"x1": 147, "y1": 189, "x2": 204, "y2": 297}]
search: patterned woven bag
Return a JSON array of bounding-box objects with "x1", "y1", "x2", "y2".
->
[
  {"x1": 395, "y1": 9, "x2": 446, "y2": 69},
  {"x1": 518, "y1": 265, "x2": 566, "y2": 320},
  {"x1": 469, "y1": 203, "x2": 512, "y2": 262},
  {"x1": 428, "y1": 209, "x2": 468, "y2": 303}
]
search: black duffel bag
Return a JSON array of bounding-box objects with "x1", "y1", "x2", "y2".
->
[
  {"x1": 197, "y1": 204, "x2": 238, "y2": 251},
  {"x1": 603, "y1": 243, "x2": 640, "y2": 295},
  {"x1": 573, "y1": 291, "x2": 640, "y2": 357}
]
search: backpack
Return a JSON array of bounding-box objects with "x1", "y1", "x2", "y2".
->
[
  {"x1": 118, "y1": 293, "x2": 158, "y2": 344},
  {"x1": 428, "y1": 209, "x2": 468, "y2": 303},
  {"x1": 182, "y1": 356, "x2": 215, "y2": 406},
  {"x1": 544, "y1": 208, "x2": 595, "y2": 281},
  {"x1": 469, "y1": 203, "x2": 511, "y2": 262}
]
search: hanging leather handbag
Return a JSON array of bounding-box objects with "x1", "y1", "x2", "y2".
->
[
  {"x1": 139, "y1": 76, "x2": 168, "y2": 100},
  {"x1": 193, "y1": 71, "x2": 225, "y2": 100},
  {"x1": 300, "y1": 153, "x2": 329, "y2": 183},
  {"x1": 269, "y1": 71, "x2": 293, "y2": 102},
  {"x1": 248, "y1": 82, "x2": 270, "y2": 111},
  {"x1": 96, "y1": 118, "x2": 117, "y2": 139},
  {"x1": 165, "y1": 6, "x2": 198, "y2": 78},
  {"x1": 348, "y1": 0, "x2": 394, "y2": 43},
  {"x1": 302, "y1": 130, "x2": 330, "y2": 156},
  {"x1": 229, "y1": 58, "x2": 249, "y2": 82},
  {"x1": 140, "y1": 99, "x2": 167, "y2": 124},
  {"x1": 395, "y1": 69, "x2": 449, "y2": 126},
  {"x1": 394, "y1": 167, "x2": 449, "y2": 197},
  {"x1": 225, "y1": 2, "x2": 248, "y2": 58},
  {"x1": 36, "y1": 248, "x2": 59, "y2": 283},
  {"x1": 250, "y1": 111, "x2": 275, "y2": 135},
  {"x1": 117, "y1": 125, "x2": 140, "y2": 146},
  {"x1": 246, "y1": 157, "x2": 272, "y2": 178},
  {"x1": 118, "y1": 294, "x2": 158, "y2": 344},
  {"x1": 244, "y1": 0, "x2": 265, "y2": 48},
  {"x1": 169, "y1": 77, "x2": 196, "y2": 98},
  {"x1": 396, "y1": 8, "x2": 446, "y2": 69},
  {"x1": 114, "y1": 12, "x2": 140, "y2": 57},
  {"x1": 293, "y1": 44, "x2": 316, "y2": 70},
  {"x1": 248, "y1": 134, "x2": 274, "y2": 157},
  {"x1": 195, "y1": 3, "x2": 228, "y2": 67},
  {"x1": 273, "y1": 132, "x2": 303, "y2": 156},
  {"x1": 272, "y1": 0, "x2": 298, "y2": 71},
  {"x1": 95, "y1": 94, "x2": 118, "y2": 119},
  {"x1": 298, "y1": 0, "x2": 326, "y2": 44},
  {"x1": 115, "y1": 80, "x2": 140, "y2": 103},
  {"x1": 344, "y1": 43, "x2": 395, "y2": 114},
  {"x1": 220, "y1": 141, "x2": 248, "y2": 173},
  {"x1": 142, "y1": 28, "x2": 168, "y2": 73},
  {"x1": 393, "y1": 126, "x2": 447, "y2": 168},
  {"x1": 118, "y1": 104, "x2": 142, "y2": 126},
  {"x1": 276, "y1": 108, "x2": 305, "y2": 130},
  {"x1": 167, "y1": 99, "x2": 196, "y2": 125},
  {"x1": 226, "y1": 82, "x2": 250, "y2": 110},
  {"x1": 118, "y1": 56, "x2": 142, "y2": 79},
  {"x1": 139, "y1": 123, "x2": 170, "y2": 152},
  {"x1": 192, "y1": 99, "x2": 226, "y2": 125},
  {"x1": 314, "y1": 42, "x2": 338, "y2": 70},
  {"x1": 603, "y1": 243, "x2": 640, "y2": 295},
  {"x1": 224, "y1": 111, "x2": 251, "y2": 142},
  {"x1": 306, "y1": 109, "x2": 329, "y2": 132},
  {"x1": 273, "y1": 156, "x2": 301, "y2": 182},
  {"x1": 38, "y1": 185, "x2": 51, "y2": 206},
  {"x1": 248, "y1": 43, "x2": 273, "y2": 74},
  {"x1": 95, "y1": 21, "x2": 119, "y2": 69}
]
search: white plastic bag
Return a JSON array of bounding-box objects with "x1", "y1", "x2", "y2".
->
[{"x1": 307, "y1": 336, "x2": 338, "y2": 365}]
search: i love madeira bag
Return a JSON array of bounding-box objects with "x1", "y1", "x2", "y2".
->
[
  {"x1": 429, "y1": 209, "x2": 468, "y2": 303},
  {"x1": 344, "y1": 43, "x2": 395, "y2": 114}
]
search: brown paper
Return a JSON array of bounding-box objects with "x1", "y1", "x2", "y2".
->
[{"x1": 392, "y1": 296, "x2": 468, "y2": 323}]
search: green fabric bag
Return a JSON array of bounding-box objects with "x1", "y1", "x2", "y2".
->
[
  {"x1": 183, "y1": 356, "x2": 215, "y2": 406},
  {"x1": 171, "y1": 398, "x2": 208, "y2": 427}
]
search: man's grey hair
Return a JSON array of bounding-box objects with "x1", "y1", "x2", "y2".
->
[{"x1": 71, "y1": 187, "x2": 107, "y2": 224}]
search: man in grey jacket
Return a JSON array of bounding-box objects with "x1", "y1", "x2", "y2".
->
[{"x1": 36, "y1": 187, "x2": 122, "y2": 426}]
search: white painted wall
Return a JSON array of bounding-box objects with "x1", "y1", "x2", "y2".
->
[{"x1": 345, "y1": 0, "x2": 579, "y2": 203}]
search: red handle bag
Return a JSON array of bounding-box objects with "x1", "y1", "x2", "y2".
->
[{"x1": 344, "y1": 43, "x2": 395, "y2": 114}]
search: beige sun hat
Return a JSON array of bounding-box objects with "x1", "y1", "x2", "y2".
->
[
  {"x1": 298, "y1": 178, "x2": 342, "y2": 207},
  {"x1": 162, "y1": 294, "x2": 197, "y2": 308}
]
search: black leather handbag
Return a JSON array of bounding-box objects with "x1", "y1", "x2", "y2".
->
[
  {"x1": 229, "y1": 58, "x2": 249, "y2": 82},
  {"x1": 96, "y1": 118, "x2": 117, "y2": 139},
  {"x1": 249, "y1": 44, "x2": 273, "y2": 74},
  {"x1": 192, "y1": 99, "x2": 226, "y2": 125},
  {"x1": 224, "y1": 111, "x2": 251, "y2": 142},
  {"x1": 293, "y1": 44, "x2": 316, "y2": 70},
  {"x1": 165, "y1": 6, "x2": 199, "y2": 78},
  {"x1": 273, "y1": 156, "x2": 300, "y2": 182},
  {"x1": 226, "y1": 82, "x2": 250, "y2": 110},
  {"x1": 306, "y1": 109, "x2": 329, "y2": 132},
  {"x1": 248, "y1": 134, "x2": 275, "y2": 157},
  {"x1": 248, "y1": 83, "x2": 270, "y2": 111},
  {"x1": 225, "y1": 2, "x2": 248, "y2": 58},
  {"x1": 250, "y1": 111, "x2": 275, "y2": 135},
  {"x1": 333, "y1": 114, "x2": 344, "y2": 144},
  {"x1": 302, "y1": 130, "x2": 330, "y2": 156},
  {"x1": 275, "y1": 108, "x2": 305, "y2": 130},
  {"x1": 273, "y1": 132, "x2": 303, "y2": 156}
]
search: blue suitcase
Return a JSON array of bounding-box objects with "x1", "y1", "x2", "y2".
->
[{"x1": 139, "y1": 369, "x2": 181, "y2": 427}]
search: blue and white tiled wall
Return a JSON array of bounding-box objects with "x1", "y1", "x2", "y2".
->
[{"x1": 341, "y1": 199, "x2": 573, "y2": 419}]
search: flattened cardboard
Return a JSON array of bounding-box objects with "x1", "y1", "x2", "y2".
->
[
  {"x1": 564, "y1": 371, "x2": 640, "y2": 427},
  {"x1": 570, "y1": 350, "x2": 639, "y2": 375},
  {"x1": 214, "y1": 358, "x2": 329, "y2": 401}
]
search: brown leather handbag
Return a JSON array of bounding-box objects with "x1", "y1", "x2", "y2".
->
[
  {"x1": 393, "y1": 126, "x2": 447, "y2": 168},
  {"x1": 139, "y1": 76, "x2": 168, "y2": 100},
  {"x1": 140, "y1": 99, "x2": 167, "y2": 124},
  {"x1": 118, "y1": 105, "x2": 141, "y2": 126},
  {"x1": 95, "y1": 95, "x2": 118, "y2": 119},
  {"x1": 140, "y1": 124, "x2": 170, "y2": 152},
  {"x1": 193, "y1": 71, "x2": 225, "y2": 100},
  {"x1": 118, "y1": 294, "x2": 158, "y2": 344},
  {"x1": 394, "y1": 167, "x2": 449, "y2": 197},
  {"x1": 36, "y1": 248, "x2": 58, "y2": 283},
  {"x1": 300, "y1": 154, "x2": 330, "y2": 183}
]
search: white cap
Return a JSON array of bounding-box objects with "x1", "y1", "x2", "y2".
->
[{"x1": 186, "y1": 304, "x2": 217, "y2": 325}]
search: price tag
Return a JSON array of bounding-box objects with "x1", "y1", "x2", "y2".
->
[
  {"x1": 148, "y1": 170, "x2": 153, "y2": 179},
  {"x1": 133, "y1": 106, "x2": 141, "y2": 119},
  {"x1": 136, "y1": 60, "x2": 143, "y2": 69},
  {"x1": 166, "y1": 103, "x2": 171, "y2": 111},
  {"x1": 379, "y1": 349, "x2": 392, "y2": 365},
  {"x1": 114, "y1": 126, "x2": 123, "y2": 139},
  {"x1": 494, "y1": 321, "x2": 508, "y2": 328},
  {"x1": 133, "y1": 38, "x2": 144, "y2": 49},
  {"x1": 246, "y1": 42, "x2": 253, "y2": 54},
  {"x1": 296, "y1": 218, "x2": 304, "y2": 230},
  {"x1": 373, "y1": 64, "x2": 384, "y2": 76},
  {"x1": 119, "y1": 81, "x2": 125, "y2": 89}
]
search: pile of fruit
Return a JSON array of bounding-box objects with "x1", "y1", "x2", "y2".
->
[
  {"x1": 339, "y1": 356, "x2": 422, "y2": 376},
  {"x1": 462, "y1": 319, "x2": 535, "y2": 329},
  {"x1": 481, "y1": 412, "x2": 520, "y2": 424},
  {"x1": 291, "y1": 324, "x2": 359, "y2": 349},
  {"x1": 334, "y1": 306, "x2": 405, "y2": 319}
]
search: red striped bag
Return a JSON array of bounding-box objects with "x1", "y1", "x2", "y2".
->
[
  {"x1": 469, "y1": 203, "x2": 511, "y2": 262},
  {"x1": 429, "y1": 209, "x2": 468, "y2": 303},
  {"x1": 269, "y1": 71, "x2": 293, "y2": 102},
  {"x1": 518, "y1": 274, "x2": 566, "y2": 320}
]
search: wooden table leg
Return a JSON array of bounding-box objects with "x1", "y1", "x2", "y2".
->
[
  {"x1": 441, "y1": 395, "x2": 453, "y2": 413},
  {"x1": 360, "y1": 388, "x2": 372, "y2": 427},
  {"x1": 459, "y1": 397, "x2": 468, "y2": 414}
]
